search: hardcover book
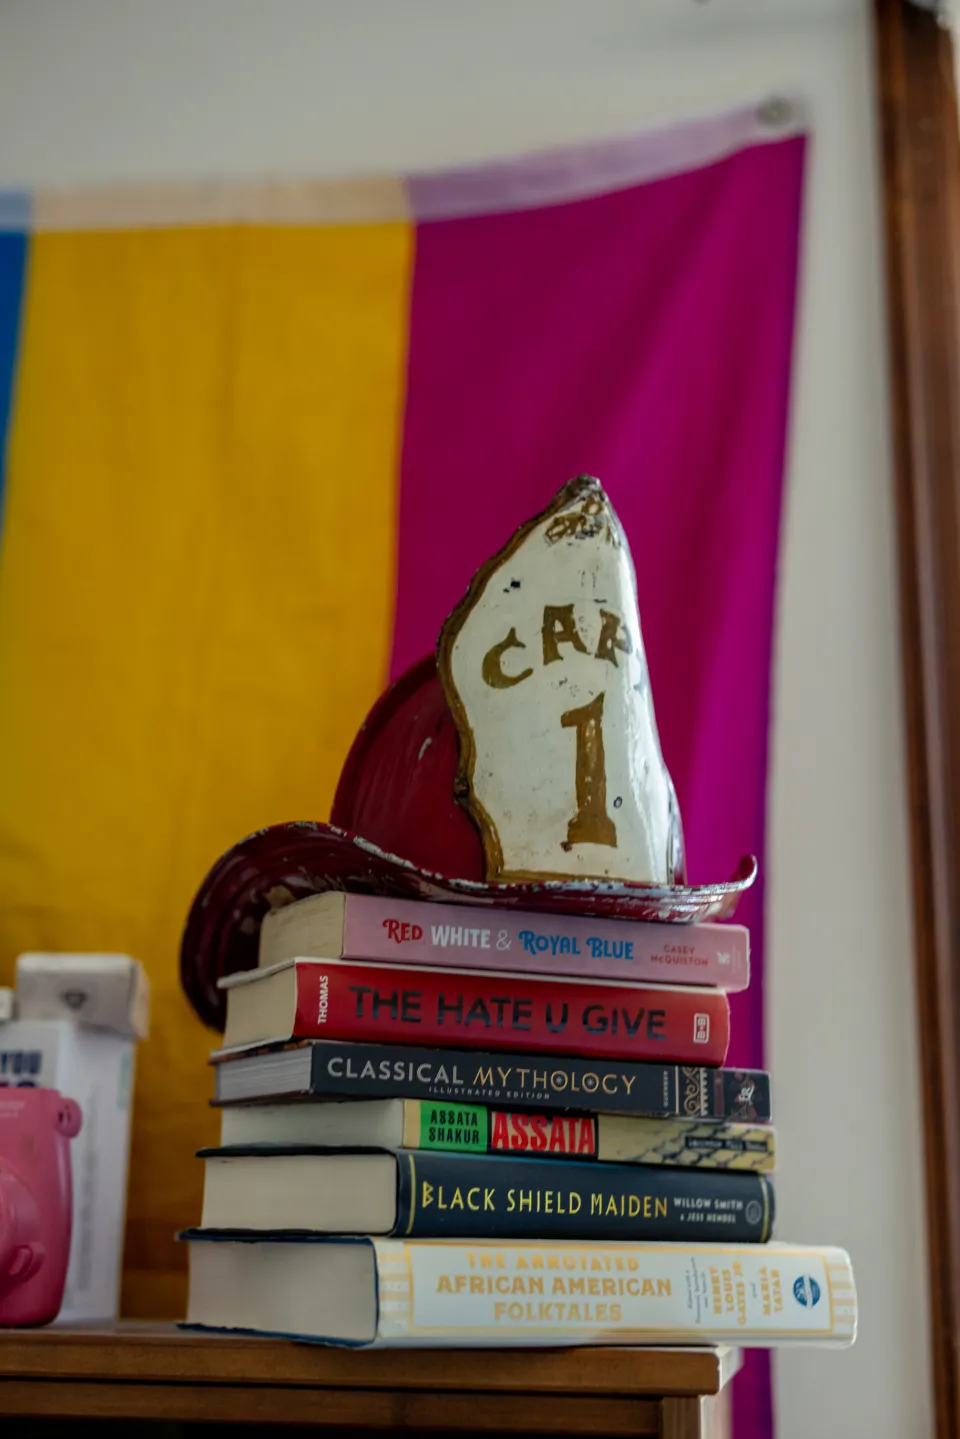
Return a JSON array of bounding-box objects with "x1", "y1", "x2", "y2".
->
[
  {"x1": 182, "y1": 1235, "x2": 857, "y2": 1348},
  {"x1": 258, "y1": 892, "x2": 749, "y2": 991},
  {"x1": 218, "y1": 1099, "x2": 776, "y2": 1172},
  {"x1": 197, "y1": 1147, "x2": 774, "y2": 1242},
  {"x1": 211, "y1": 1039, "x2": 772, "y2": 1121},
  {"x1": 219, "y1": 958, "x2": 730, "y2": 1064}
]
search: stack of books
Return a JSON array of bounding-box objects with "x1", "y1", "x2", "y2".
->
[{"x1": 183, "y1": 890, "x2": 856, "y2": 1349}]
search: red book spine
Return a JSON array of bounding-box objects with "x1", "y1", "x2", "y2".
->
[{"x1": 288, "y1": 960, "x2": 729, "y2": 1064}]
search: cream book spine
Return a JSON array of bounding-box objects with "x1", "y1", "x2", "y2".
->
[{"x1": 371, "y1": 1239, "x2": 856, "y2": 1348}]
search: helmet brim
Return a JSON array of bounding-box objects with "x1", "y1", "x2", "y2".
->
[{"x1": 181, "y1": 820, "x2": 757, "y2": 1031}]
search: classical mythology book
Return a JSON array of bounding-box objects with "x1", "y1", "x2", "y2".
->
[
  {"x1": 218, "y1": 1099, "x2": 776, "y2": 1172},
  {"x1": 258, "y1": 892, "x2": 749, "y2": 990},
  {"x1": 182, "y1": 1235, "x2": 857, "y2": 1348},
  {"x1": 219, "y1": 958, "x2": 730, "y2": 1064},
  {"x1": 197, "y1": 1147, "x2": 773, "y2": 1242},
  {"x1": 211, "y1": 1039, "x2": 772, "y2": 1121}
]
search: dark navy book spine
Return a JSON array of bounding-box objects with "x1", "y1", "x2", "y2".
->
[
  {"x1": 392, "y1": 1151, "x2": 774, "y2": 1242},
  {"x1": 302, "y1": 1042, "x2": 772, "y2": 1121}
]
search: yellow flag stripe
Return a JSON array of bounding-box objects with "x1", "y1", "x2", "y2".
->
[{"x1": 0, "y1": 221, "x2": 413, "y2": 1316}]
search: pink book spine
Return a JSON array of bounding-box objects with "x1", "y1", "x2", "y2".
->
[{"x1": 341, "y1": 895, "x2": 749, "y2": 991}]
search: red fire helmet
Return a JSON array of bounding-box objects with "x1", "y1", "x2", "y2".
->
[{"x1": 180, "y1": 651, "x2": 755, "y2": 1031}]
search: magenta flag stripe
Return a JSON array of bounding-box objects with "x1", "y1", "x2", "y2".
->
[{"x1": 393, "y1": 131, "x2": 805, "y2": 1439}]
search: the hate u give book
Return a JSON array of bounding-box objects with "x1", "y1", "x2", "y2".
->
[{"x1": 218, "y1": 958, "x2": 730, "y2": 1065}]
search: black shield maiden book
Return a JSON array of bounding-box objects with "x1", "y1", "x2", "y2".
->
[{"x1": 196, "y1": 1147, "x2": 774, "y2": 1242}]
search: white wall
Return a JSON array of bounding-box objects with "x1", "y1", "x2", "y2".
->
[{"x1": 0, "y1": 2, "x2": 931, "y2": 1435}]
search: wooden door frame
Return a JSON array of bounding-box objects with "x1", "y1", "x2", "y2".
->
[{"x1": 874, "y1": 2, "x2": 960, "y2": 1434}]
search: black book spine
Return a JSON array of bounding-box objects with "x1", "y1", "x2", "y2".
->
[
  {"x1": 300, "y1": 1043, "x2": 771, "y2": 1121},
  {"x1": 393, "y1": 1151, "x2": 774, "y2": 1242}
]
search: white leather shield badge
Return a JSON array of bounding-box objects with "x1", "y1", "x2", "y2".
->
[{"x1": 438, "y1": 475, "x2": 685, "y2": 887}]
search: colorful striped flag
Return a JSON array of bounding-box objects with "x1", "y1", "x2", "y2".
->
[{"x1": 0, "y1": 101, "x2": 804, "y2": 1434}]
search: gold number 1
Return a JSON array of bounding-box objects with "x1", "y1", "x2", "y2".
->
[{"x1": 560, "y1": 692, "x2": 617, "y2": 849}]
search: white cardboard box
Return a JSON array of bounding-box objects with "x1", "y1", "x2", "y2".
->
[
  {"x1": 15, "y1": 954, "x2": 149, "y2": 1040},
  {"x1": 0, "y1": 1018, "x2": 135, "y2": 1322}
]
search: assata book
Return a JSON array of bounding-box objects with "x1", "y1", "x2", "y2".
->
[
  {"x1": 219, "y1": 958, "x2": 729, "y2": 1064},
  {"x1": 182, "y1": 1235, "x2": 857, "y2": 1349},
  {"x1": 218, "y1": 1100, "x2": 776, "y2": 1172},
  {"x1": 211, "y1": 1039, "x2": 772, "y2": 1121},
  {"x1": 258, "y1": 892, "x2": 749, "y2": 990},
  {"x1": 197, "y1": 1147, "x2": 774, "y2": 1242}
]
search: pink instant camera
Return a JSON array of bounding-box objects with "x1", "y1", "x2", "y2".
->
[{"x1": 0, "y1": 1088, "x2": 82, "y2": 1326}]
